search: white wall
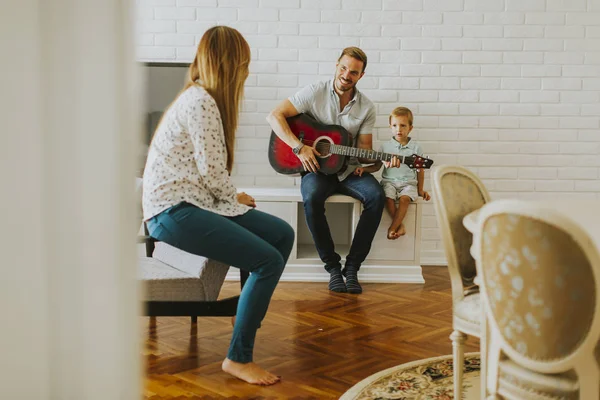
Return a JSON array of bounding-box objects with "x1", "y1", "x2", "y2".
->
[{"x1": 135, "y1": 0, "x2": 600, "y2": 263}]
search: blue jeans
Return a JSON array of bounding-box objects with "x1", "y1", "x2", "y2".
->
[
  {"x1": 300, "y1": 172, "x2": 385, "y2": 273},
  {"x1": 146, "y1": 202, "x2": 294, "y2": 363}
]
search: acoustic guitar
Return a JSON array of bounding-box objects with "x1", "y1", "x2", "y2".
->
[{"x1": 268, "y1": 113, "x2": 434, "y2": 175}]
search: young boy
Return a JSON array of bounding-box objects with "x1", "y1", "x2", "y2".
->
[{"x1": 354, "y1": 107, "x2": 430, "y2": 239}]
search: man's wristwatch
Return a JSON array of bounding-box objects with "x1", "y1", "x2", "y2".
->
[{"x1": 292, "y1": 143, "x2": 304, "y2": 155}]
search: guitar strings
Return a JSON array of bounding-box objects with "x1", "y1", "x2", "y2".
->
[{"x1": 298, "y1": 139, "x2": 417, "y2": 162}]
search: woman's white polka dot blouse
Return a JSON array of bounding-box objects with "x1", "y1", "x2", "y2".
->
[{"x1": 143, "y1": 85, "x2": 250, "y2": 220}]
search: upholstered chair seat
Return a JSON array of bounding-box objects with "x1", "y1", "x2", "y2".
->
[
  {"x1": 454, "y1": 292, "x2": 481, "y2": 326},
  {"x1": 139, "y1": 242, "x2": 230, "y2": 302}
]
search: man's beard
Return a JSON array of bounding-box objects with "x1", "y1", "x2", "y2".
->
[{"x1": 335, "y1": 75, "x2": 354, "y2": 92}]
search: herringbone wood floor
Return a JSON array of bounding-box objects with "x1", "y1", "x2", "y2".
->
[{"x1": 143, "y1": 266, "x2": 479, "y2": 399}]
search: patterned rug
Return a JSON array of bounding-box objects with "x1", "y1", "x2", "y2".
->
[{"x1": 340, "y1": 353, "x2": 480, "y2": 400}]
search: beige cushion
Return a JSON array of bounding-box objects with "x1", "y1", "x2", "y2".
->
[
  {"x1": 153, "y1": 242, "x2": 219, "y2": 278},
  {"x1": 139, "y1": 242, "x2": 230, "y2": 302},
  {"x1": 454, "y1": 292, "x2": 481, "y2": 325},
  {"x1": 140, "y1": 257, "x2": 193, "y2": 281},
  {"x1": 139, "y1": 257, "x2": 208, "y2": 302}
]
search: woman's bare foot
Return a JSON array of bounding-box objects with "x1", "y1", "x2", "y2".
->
[
  {"x1": 397, "y1": 224, "x2": 406, "y2": 236},
  {"x1": 387, "y1": 227, "x2": 400, "y2": 240},
  {"x1": 222, "y1": 358, "x2": 281, "y2": 385}
]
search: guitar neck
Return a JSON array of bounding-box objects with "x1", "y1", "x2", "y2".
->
[{"x1": 329, "y1": 144, "x2": 412, "y2": 163}]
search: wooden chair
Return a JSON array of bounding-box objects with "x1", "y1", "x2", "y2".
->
[
  {"x1": 476, "y1": 199, "x2": 599, "y2": 399},
  {"x1": 432, "y1": 165, "x2": 491, "y2": 398}
]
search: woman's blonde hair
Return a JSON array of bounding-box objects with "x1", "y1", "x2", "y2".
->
[{"x1": 161, "y1": 26, "x2": 250, "y2": 173}]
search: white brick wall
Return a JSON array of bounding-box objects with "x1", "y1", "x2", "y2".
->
[{"x1": 136, "y1": 0, "x2": 600, "y2": 263}]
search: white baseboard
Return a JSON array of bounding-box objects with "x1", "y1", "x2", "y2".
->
[
  {"x1": 226, "y1": 263, "x2": 425, "y2": 283},
  {"x1": 421, "y1": 257, "x2": 447, "y2": 266},
  {"x1": 421, "y1": 250, "x2": 447, "y2": 266}
]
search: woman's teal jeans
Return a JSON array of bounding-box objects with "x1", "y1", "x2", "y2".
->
[{"x1": 146, "y1": 202, "x2": 294, "y2": 363}]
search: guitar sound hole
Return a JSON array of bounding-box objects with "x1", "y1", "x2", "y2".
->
[{"x1": 313, "y1": 135, "x2": 334, "y2": 159}]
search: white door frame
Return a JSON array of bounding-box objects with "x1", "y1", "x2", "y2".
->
[{"x1": 1, "y1": 1, "x2": 142, "y2": 398}]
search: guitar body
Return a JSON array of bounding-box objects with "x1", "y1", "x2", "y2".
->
[{"x1": 268, "y1": 114, "x2": 352, "y2": 175}]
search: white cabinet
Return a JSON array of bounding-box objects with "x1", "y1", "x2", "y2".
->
[{"x1": 230, "y1": 188, "x2": 424, "y2": 284}]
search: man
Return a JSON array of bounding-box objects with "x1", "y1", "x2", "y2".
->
[{"x1": 266, "y1": 47, "x2": 385, "y2": 294}]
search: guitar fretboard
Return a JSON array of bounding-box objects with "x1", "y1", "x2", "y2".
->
[{"x1": 329, "y1": 144, "x2": 415, "y2": 164}]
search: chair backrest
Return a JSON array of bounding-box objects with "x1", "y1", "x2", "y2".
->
[
  {"x1": 135, "y1": 177, "x2": 144, "y2": 225},
  {"x1": 477, "y1": 199, "x2": 600, "y2": 373},
  {"x1": 432, "y1": 165, "x2": 491, "y2": 301}
]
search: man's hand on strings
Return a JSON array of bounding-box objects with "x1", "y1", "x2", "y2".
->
[{"x1": 298, "y1": 145, "x2": 321, "y2": 173}]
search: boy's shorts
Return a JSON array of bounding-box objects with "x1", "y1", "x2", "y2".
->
[{"x1": 381, "y1": 181, "x2": 418, "y2": 202}]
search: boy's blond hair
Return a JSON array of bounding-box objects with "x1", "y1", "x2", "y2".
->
[{"x1": 389, "y1": 106, "x2": 414, "y2": 127}]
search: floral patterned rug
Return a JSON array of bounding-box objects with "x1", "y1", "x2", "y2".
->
[{"x1": 340, "y1": 353, "x2": 480, "y2": 400}]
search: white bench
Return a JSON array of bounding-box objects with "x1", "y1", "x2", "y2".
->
[{"x1": 234, "y1": 187, "x2": 424, "y2": 284}]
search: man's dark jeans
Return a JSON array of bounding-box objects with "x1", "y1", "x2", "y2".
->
[{"x1": 300, "y1": 172, "x2": 385, "y2": 273}]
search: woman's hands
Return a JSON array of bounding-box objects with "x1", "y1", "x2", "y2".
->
[{"x1": 237, "y1": 192, "x2": 256, "y2": 208}]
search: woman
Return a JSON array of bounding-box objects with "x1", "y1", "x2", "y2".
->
[{"x1": 142, "y1": 26, "x2": 294, "y2": 386}]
